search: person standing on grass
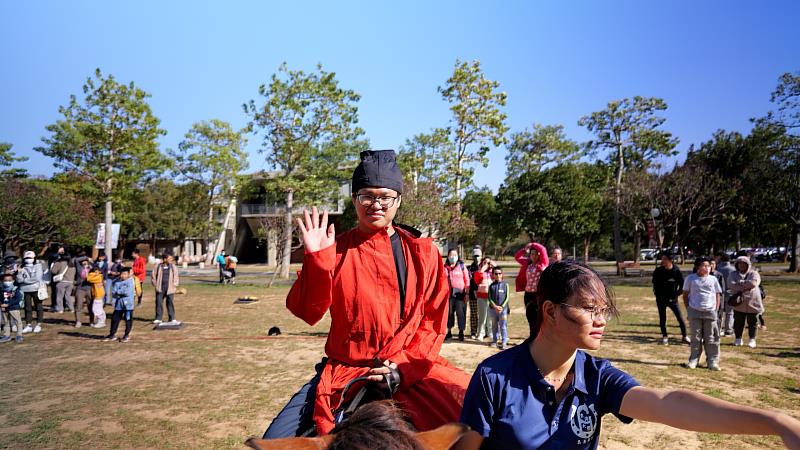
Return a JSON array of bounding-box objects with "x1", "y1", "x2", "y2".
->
[
  {"x1": 487, "y1": 266, "x2": 510, "y2": 350},
  {"x1": 460, "y1": 261, "x2": 800, "y2": 450},
  {"x1": 50, "y1": 253, "x2": 74, "y2": 314},
  {"x1": 651, "y1": 253, "x2": 689, "y2": 345},
  {"x1": 73, "y1": 256, "x2": 93, "y2": 328},
  {"x1": 715, "y1": 253, "x2": 736, "y2": 336},
  {"x1": 467, "y1": 246, "x2": 482, "y2": 340},
  {"x1": 473, "y1": 257, "x2": 496, "y2": 342},
  {"x1": 728, "y1": 256, "x2": 763, "y2": 349},
  {"x1": 515, "y1": 242, "x2": 549, "y2": 338},
  {"x1": 444, "y1": 248, "x2": 469, "y2": 341},
  {"x1": 104, "y1": 267, "x2": 135, "y2": 343},
  {"x1": 1, "y1": 272, "x2": 25, "y2": 343},
  {"x1": 16, "y1": 251, "x2": 43, "y2": 334},
  {"x1": 262, "y1": 149, "x2": 471, "y2": 438},
  {"x1": 216, "y1": 250, "x2": 227, "y2": 284},
  {"x1": 151, "y1": 253, "x2": 179, "y2": 324},
  {"x1": 132, "y1": 249, "x2": 146, "y2": 306},
  {"x1": 682, "y1": 257, "x2": 722, "y2": 371},
  {"x1": 86, "y1": 266, "x2": 106, "y2": 328}
]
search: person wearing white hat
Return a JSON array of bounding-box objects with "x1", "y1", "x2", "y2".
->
[{"x1": 16, "y1": 251, "x2": 44, "y2": 333}]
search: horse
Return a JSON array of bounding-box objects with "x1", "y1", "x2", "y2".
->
[{"x1": 245, "y1": 400, "x2": 480, "y2": 450}]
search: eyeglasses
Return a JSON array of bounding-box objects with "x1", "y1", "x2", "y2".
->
[
  {"x1": 355, "y1": 194, "x2": 398, "y2": 208},
  {"x1": 559, "y1": 303, "x2": 613, "y2": 322}
]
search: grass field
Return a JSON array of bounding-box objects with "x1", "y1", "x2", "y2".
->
[{"x1": 0, "y1": 269, "x2": 797, "y2": 449}]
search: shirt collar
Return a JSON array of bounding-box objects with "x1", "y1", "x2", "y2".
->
[{"x1": 520, "y1": 339, "x2": 589, "y2": 395}]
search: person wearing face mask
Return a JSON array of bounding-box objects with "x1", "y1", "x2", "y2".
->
[
  {"x1": 444, "y1": 249, "x2": 469, "y2": 341},
  {"x1": 1, "y1": 272, "x2": 25, "y2": 343},
  {"x1": 73, "y1": 251, "x2": 94, "y2": 328},
  {"x1": 16, "y1": 251, "x2": 44, "y2": 334}
]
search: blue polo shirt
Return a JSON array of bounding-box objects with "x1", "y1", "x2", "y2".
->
[{"x1": 460, "y1": 339, "x2": 639, "y2": 450}]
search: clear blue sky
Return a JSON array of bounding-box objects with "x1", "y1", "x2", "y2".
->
[{"x1": 2, "y1": 1, "x2": 798, "y2": 192}]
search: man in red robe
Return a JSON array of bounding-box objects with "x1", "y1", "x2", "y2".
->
[{"x1": 263, "y1": 149, "x2": 471, "y2": 437}]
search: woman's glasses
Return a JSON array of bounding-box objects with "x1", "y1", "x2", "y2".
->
[{"x1": 559, "y1": 303, "x2": 613, "y2": 322}]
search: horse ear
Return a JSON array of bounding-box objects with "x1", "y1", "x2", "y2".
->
[
  {"x1": 244, "y1": 435, "x2": 334, "y2": 450},
  {"x1": 416, "y1": 423, "x2": 481, "y2": 450}
]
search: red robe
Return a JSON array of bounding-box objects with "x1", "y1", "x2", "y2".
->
[{"x1": 286, "y1": 226, "x2": 471, "y2": 435}]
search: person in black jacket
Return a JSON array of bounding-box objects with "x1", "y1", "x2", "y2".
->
[{"x1": 651, "y1": 253, "x2": 689, "y2": 345}]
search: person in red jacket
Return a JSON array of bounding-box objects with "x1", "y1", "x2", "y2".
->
[
  {"x1": 262, "y1": 150, "x2": 471, "y2": 438},
  {"x1": 515, "y1": 242, "x2": 549, "y2": 337},
  {"x1": 131, "y1": 249, "x2": 146, "y2": 306}
]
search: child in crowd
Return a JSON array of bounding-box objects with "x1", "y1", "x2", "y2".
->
[
  {"x1": 682, "y1": 257, "x2": 722, "y2": 370},
  {"x1": 488, "y1": 267, "x2": 510, "y2": 350},
  {"x1": 86, "y1": 266, "x2": 106, "y2": 328},
  {"x1": 105, "y1": 267, "x2": 135, "y2": 342},
  {"x1": 132, "y1": 249, "x2": 146, "y2": 306},
  {"x1": 1, "y1": 272, "x2": 24, "y2": 343}
]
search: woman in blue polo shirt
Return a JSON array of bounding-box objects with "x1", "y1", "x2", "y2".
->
[{"x1": 461, "y1": 262, "x2": 800, "y2": 450}]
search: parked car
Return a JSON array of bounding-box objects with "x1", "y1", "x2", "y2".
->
[{"x1": 640, "y1": 248, "x2": 657, "y2": 261}]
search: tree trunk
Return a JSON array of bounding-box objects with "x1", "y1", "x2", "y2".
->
[
  {"x1": 280, "y1": 189, "x2": 294, "y2": 279},
  {"x1": 735, "y1": 226, "x2": 742, "y2": 251},
  {"x1": 790, "y1": 224, "x2": 800, "y2": 273},
  {"x1": 633, "y1": 223, "x2": 641, "y2": 264},
  {"x1": 613, "y1": 146, "x2": 624, "y2": 269},
  {"x1": 583, "y1": 236, "x2": 591, "y2": 264}
]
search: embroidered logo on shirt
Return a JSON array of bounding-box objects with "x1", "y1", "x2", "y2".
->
[{"x1": 569, "y1": 402, "x2": 598, "y2": 440}]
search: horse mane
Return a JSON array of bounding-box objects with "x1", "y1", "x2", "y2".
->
[
  {"x1": 327, "y1": 400, "x2": 424, "y2": 449},
  {"x1": 246, "y1": 400, "x2": 479, "y2": 450}
]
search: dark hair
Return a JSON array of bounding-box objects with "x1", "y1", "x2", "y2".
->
[
  {"x1": 2, "y1": 272, "x2": 14, "y2": 279},
  {"x1": 694, "y1": 256, "x2": 710, "y2": 267},
  {"x1": 328, "y1": 401, "x2": 424, "y2": 450},
  {"x1": 718, "y1": 253, "x2": 730, "y2": 262},
  {"x1": 447, "y1": 248, "x2": 458, "y2": 255},
  {"x1": 119, "y1": 267, "x2": 131, "y2": 273},
  {"x1": 530, "y1": 262, "x2": 617, "y2": 337},
  {"x1": 661, "y1": 252, "x2": 674, "y2": 261},
  {"x1": 132, "y1": 248, "x2": 140, "y2": 255},
  {"x1": 492, "y1": 267, "x2": 503, "y2": 274}
]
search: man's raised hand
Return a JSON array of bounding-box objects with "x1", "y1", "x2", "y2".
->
[{"x1": 296, "y1": 206, "x2": 335, "y2": 253}]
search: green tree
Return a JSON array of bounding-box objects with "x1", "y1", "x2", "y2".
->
[
  {"x1": 35, "y1": 69, "x2": 166, "y2": 262},
  {"x1": 0, "y1": 178, "x2": 97, "y2": 254},
  {"x1": 126, "y1": 178, "x2": 208, "y2": 247},
  {"x1": 462, "y1": 188, "x2": 499, "y2": 254},
  {"x1": 505, "y1": 124, "x2": 579, "y2": 181},
  {"x1": 171, "y1": 119, "x2": 248, "y2": 262},
  {"x1": 757, "y1": 71, "x2": 800, "y2": 272},
  {"x1": 496, "y1": 163, "x2": 608, "y2": 261},
  {"x1": 438, "y1": 59, "x2": 508, "y2": 220},
  {"x1": 0, "y1": 142, "x2": 28, "y2": 178},
  {"x1": 579, "y1": 96, "x2": 678, "y2": 265},
  {"x1": 243, "y1": 63, "x2": 364, "y2": 277}
]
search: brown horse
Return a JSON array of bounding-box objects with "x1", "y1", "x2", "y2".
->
[{"x1": 245, "y1": 401, "x2": 480, "y2": 450}]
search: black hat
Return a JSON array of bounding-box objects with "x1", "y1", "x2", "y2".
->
[{"x1": 351, "y1": 150, "x2": 403, "y2": 195}]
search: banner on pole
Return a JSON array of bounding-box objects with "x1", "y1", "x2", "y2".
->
[{"x1": 95, "y1": 224, "x2": 121, "y2": 249}]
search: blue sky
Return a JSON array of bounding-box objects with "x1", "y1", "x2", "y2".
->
[{"x1": 1, "y1": 1, "x2": 798, "y2": 192}]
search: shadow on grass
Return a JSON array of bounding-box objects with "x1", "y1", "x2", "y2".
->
[
  {"x1": 766, "y1": 350, "x2": 800, "y2": 359},
  {"x1": 603, "y1": 334, "x2": 671, "y2": 345},
  {"x1": 57, "y1": 331, "x2": 107, "y2": 340},
  {"x1": 42, "y1": 317, "x2": 75, "y2": 326},
  {"x1": 606, "y1": 358, "x2": 674, "y2": 368},
  {"x1": 289, "y1": 331, "x2": 329, "y2": 338}
]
